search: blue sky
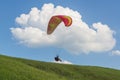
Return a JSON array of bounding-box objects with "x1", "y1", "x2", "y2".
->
[{"x1": 0, "y1": 0, "x2": 120, "y2": 69}]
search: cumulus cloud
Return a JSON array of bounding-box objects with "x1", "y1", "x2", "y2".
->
[
  {"x1": 10, "y1": 3, "x2": 116, "y2": 54},
  {"x1": 11, "y1": 27, "x2": 56, "y2": 47},
  {"x1": 53, "y1": 60, "x2": 72, "y2": 64},
  {"x1": 111, "y1": 50, "x2": 120, "y2": 56}
]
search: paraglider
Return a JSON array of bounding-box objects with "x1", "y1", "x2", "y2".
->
[
  {"x1": 54, "y1": 55, "x2": 62, "y2": 62},
  {"x1": 47, "y1": 15, "x2": 72, "y2": 62},
  {"x1": 47, "y1": 15, "x2": 72, "y2": 34}
]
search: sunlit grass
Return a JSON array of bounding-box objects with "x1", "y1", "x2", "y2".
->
[{"x1": 0, "y1": 54, "x2": 120, "y2": 80}]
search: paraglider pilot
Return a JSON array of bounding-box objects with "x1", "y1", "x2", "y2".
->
[{"x1": 54, "y1": 55, "x2": 62, "y2": 62}]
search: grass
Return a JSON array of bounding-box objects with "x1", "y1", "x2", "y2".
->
[{"x1": 0, "y1": 54, "x2": 120, "y2": 80}]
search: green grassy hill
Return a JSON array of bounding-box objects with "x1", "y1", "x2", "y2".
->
[{"x1": 0, "y1": 55, "x2": 120, "y2": 80}]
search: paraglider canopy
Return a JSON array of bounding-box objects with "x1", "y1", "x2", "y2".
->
[
  {"x1": 47, "y1": 15, "x2": 72, "y2": 35},
  {"x1": 54, "y1": 55, "x2": 62, "y2": 62}
]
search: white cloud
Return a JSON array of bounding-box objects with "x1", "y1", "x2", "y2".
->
[
  {"x1": 53, "y1": 60, "x2": 72, "y2": 64},
  {"x1": 111, "y1": 50, "x2": 120, "y2": 56},
  {"x1": 10, "y1": 3, "x2": 116, "y2": 54},
  {"x1": 11, "y1": 27, "x2": 56, "y2": 47}
]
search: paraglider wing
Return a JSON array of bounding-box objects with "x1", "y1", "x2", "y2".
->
[
  {"x1": 58, "y1": 15, "x2": 72, "y2": 27},
  {"x1": 47, "y1": 15, "x2": 72, "y2": 34}
]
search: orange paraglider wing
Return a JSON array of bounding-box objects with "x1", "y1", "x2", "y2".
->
[{"x1": 47, "y1": 15, "x2": 72, "y2": 34}]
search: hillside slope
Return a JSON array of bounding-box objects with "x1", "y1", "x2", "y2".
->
[{"x1": 0, "y1": 55, "x2": 120, "y2": 80}]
